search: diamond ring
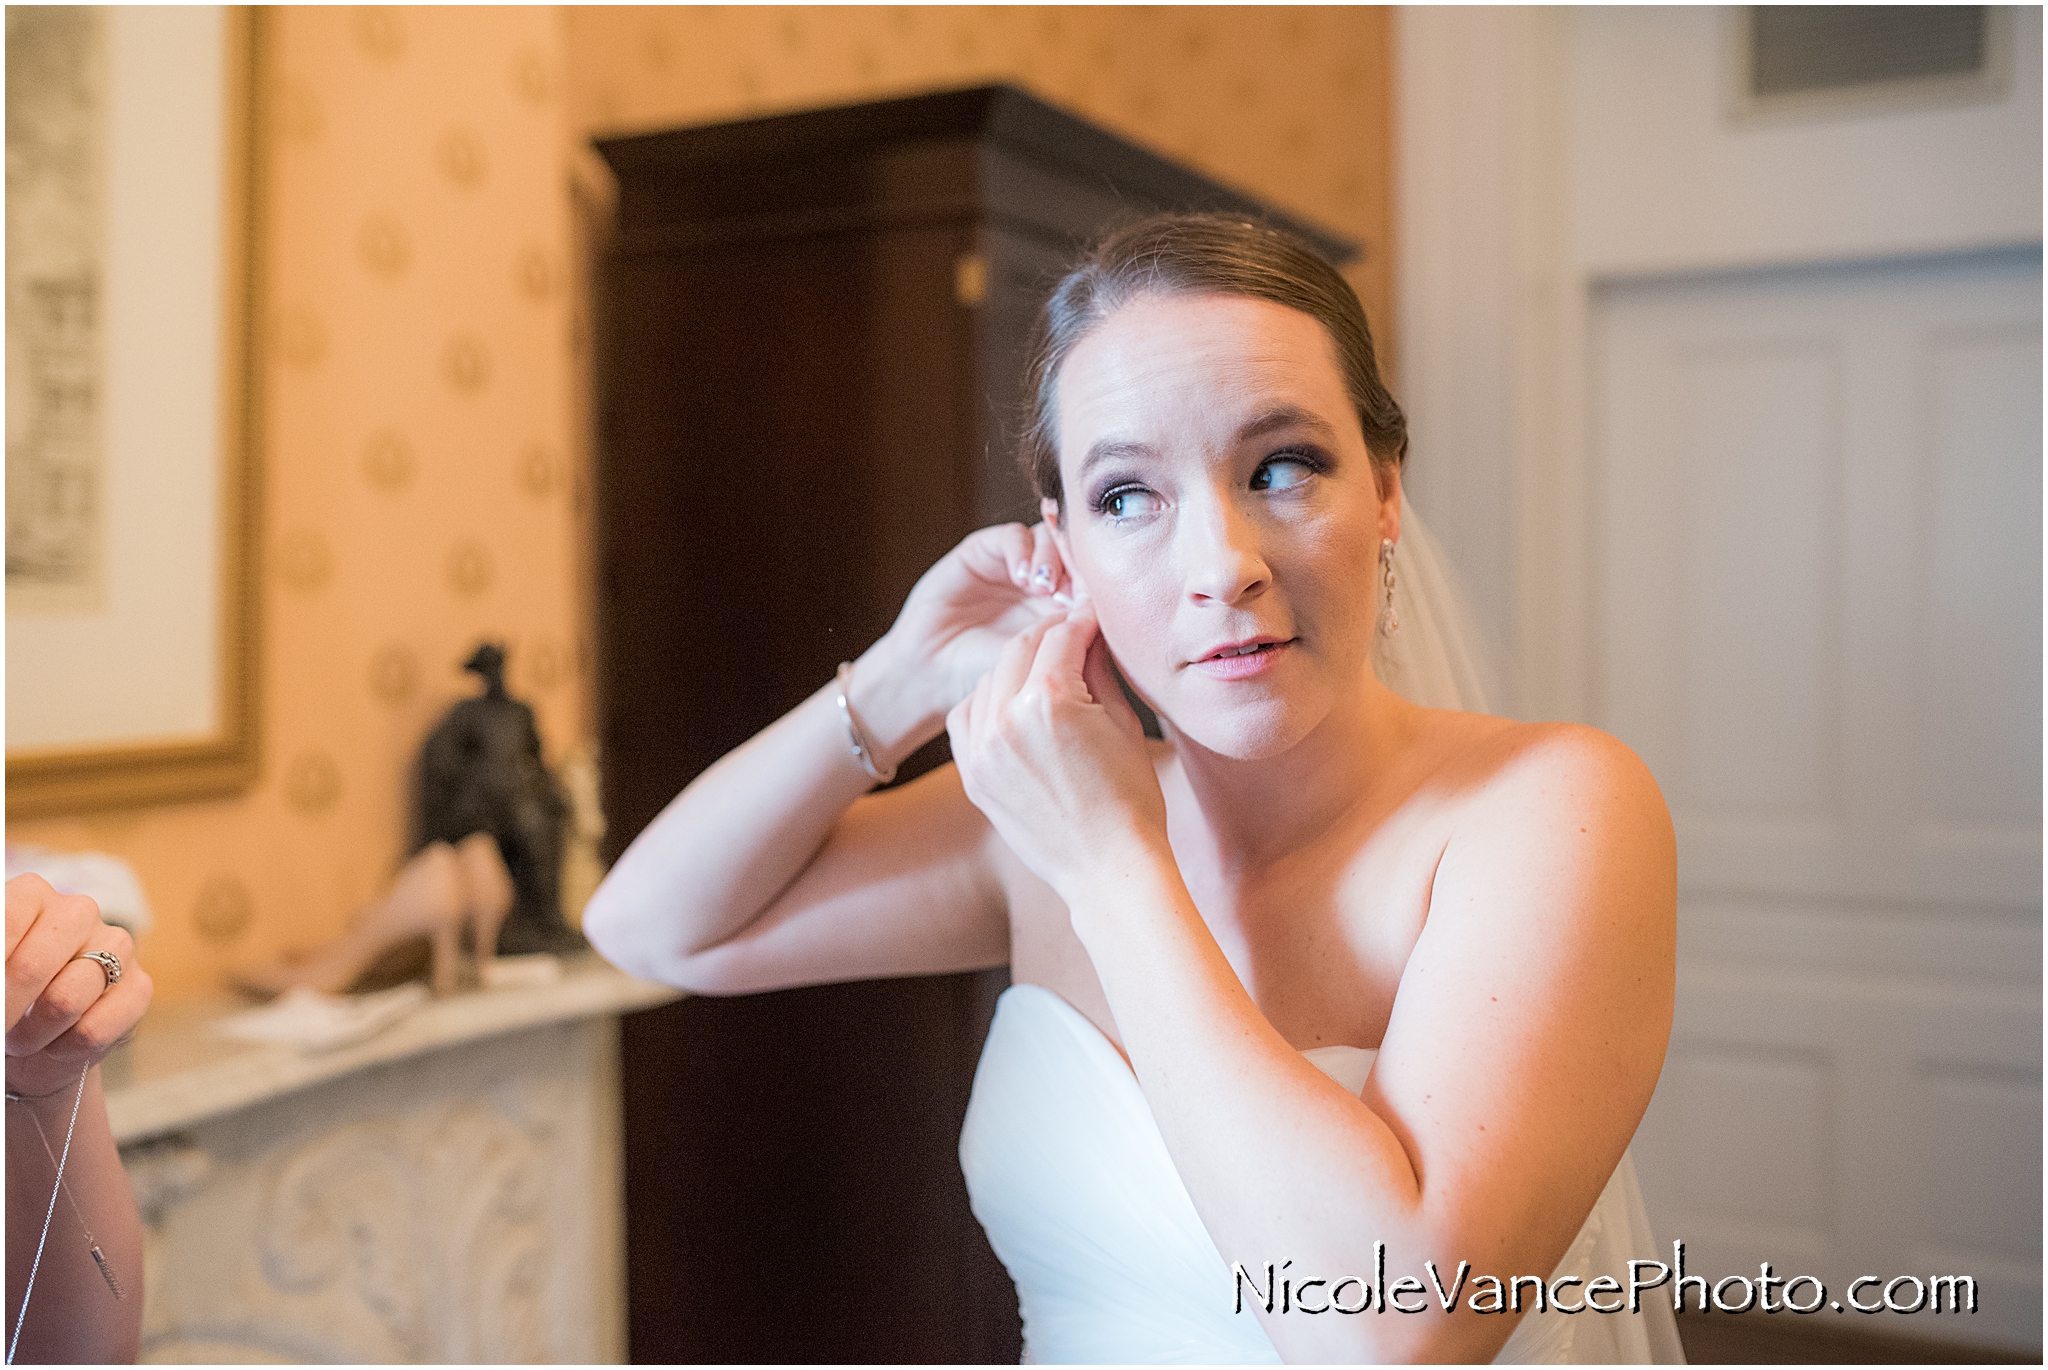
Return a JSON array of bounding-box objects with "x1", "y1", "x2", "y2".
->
[{"x1": 72, "y1": 949, "x2": 122, "y2": 989}]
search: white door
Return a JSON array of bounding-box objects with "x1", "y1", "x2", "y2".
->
[{"x1": 1592, "y1": 248, "x2": 2041, "y2": 1350}]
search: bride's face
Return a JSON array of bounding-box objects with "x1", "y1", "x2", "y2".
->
[{"x1": 1048, "y1": 291, "x2": 1400, "y2": 759}]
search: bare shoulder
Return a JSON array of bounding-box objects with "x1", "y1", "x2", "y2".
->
[
  {"x1": 1372, "y1": 718, "x2": 1676, "y2": 1272},
  {"x1": 1421, "y1": 718, "x2": 1675, "y2": 940},
  {"x1": 1417, "y1": 714, "x2": 1662, "y2": 831}
]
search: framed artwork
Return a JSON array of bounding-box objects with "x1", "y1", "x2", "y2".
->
[{"x1": 5, "y1": 6, "x2": 262, "y2": 818}]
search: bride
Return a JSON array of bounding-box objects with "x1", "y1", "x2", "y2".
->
[{"x1": 585, "y1": 213, "x2": 1683, "y2": 1364}]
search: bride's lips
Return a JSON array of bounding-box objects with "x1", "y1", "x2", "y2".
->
[{"x1": 1187, "y1": 635, "x2": 1295, "y2": 681}]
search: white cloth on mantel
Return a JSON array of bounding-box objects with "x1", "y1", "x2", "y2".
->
[
  {"x1": 960, "y1": 983, "x2": 1686, "y2": 1364},
  {"x1": 6, "y1": 844, "x2": 154, "y2": 935},
  {"x1": 212, "y1": 985, "x2": 427, "y2": 1052}
]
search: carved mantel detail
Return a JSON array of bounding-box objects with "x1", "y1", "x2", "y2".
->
[{"x1": 126, "y1": 1017, "x2": 623, "y2": 1364}]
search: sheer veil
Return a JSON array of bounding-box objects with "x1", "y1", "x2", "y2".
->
[{"x1": 1368, "y1": 495, "x2": 1498, "y2": 715}]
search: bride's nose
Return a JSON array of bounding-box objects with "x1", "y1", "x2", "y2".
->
[{"x1": 1180, "y1": 494, "x2": 1270, "y2": 606}]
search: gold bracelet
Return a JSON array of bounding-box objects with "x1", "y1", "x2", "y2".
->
[{"x1": 835, "y1": 661, "x2": 897, "y2": 785}]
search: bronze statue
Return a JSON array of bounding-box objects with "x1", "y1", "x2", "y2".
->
[{"x1": 413, "y1": 643, "x2": 582, "y2": 957}]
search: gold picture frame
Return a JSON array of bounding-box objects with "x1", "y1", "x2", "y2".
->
[{"x1": 6, "y1": 7, "x2": 263, "y2": 819}]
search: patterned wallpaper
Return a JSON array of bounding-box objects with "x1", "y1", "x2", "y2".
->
[
  {"x1": 8, "y1": 7, "x2": 585, "y2": 1001},
  {"x1": 566, "y1": 5, "x2": 1396, "y2": 353},
  {"x1": 7, "y1": 6, "x2": 1393, "y2": 1003}
]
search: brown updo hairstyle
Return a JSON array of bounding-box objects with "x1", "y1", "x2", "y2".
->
[{"x1": 1019, "y1": 212, "x2": 1407, "y2": 507}]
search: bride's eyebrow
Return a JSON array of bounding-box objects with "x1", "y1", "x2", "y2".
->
[
  {"x1": 1238, "y1": 405, "x2": 1339, "y2": 444},
  {"x1": 1076, "y1": 406, "x2": 1338, "y2": 483},
  {"x1": 1078, "y1": 438, "x2": 1155, "y2": 483}
]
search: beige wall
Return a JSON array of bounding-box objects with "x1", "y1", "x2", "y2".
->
[
  {"x1": 8, "y1": 7, "x2": 586, "y2": 1001},
  {"x1": 9, "y1": 6, "x2": 1395, "y2": 1003},
  {"x1": 567, "y1": 5, "x2": 1395, "y2": 357}
]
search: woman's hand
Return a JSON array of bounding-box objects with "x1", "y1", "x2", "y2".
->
[
  {"x1": 5, "y1": 874, "x2": 151, "y2": 1101},
  {"x1": 946, "y1": 596, "x2": 1169, "y2": 902},
  {"x1": 881, "y1": 522, "x2": 1075, "y2": 722}
]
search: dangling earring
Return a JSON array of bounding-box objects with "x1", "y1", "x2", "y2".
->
[{"x1": 1377, "y1": 538, "x2": 1400, "y2": 639}]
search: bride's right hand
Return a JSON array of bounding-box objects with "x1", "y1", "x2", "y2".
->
[{"x1": 883, "y1": 521, "x2": 1073, "y2": 716}]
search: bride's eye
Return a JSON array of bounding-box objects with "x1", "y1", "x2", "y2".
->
[
  {"x1": 1095, "y1": 484, "x2": 1162, "y2": 521},
  {"x1": 1251, "y1": 455, "x2": 1318, "y2": 493}
]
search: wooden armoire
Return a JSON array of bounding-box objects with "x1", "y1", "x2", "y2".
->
[{"x1": 592, "y1": 85, "x2": 1353, "y2": 1364}]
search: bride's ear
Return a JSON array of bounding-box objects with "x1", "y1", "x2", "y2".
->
[
  {"x1": 1041, "y1": 497, "x2": 1088, "y2": 601},
  {"x1": 1041, "y1": 497, "x2": 1069, "y2": 553},
  {"x1": 1375, "y1": 463, "x2": 1404, "y2": 546}
]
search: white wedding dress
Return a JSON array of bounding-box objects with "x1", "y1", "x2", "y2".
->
[
  {"x1": 959, "y1": 503, "x2": 1683, "y2": 1363},
  {"x1": 960, "y1": 984, "x2": 1687, "y2": 1364}
]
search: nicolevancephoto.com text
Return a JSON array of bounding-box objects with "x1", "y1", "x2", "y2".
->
[{"x1": 1235, "y1": 1242, "x2": 1979, "y2": 1319}]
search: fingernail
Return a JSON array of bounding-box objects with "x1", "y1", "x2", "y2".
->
[
  {"x1": 1051, "y1": 591, "x2": 1074, "y2": 608},
  {"x1": 1030, "y1": 565, "x2": 1054, "y2": 590},
  {"x1": 1013, "y1": 562, "x2": 1029, "y2": 583}
]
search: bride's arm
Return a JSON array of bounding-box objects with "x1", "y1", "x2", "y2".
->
[
  {"x1": 949, "y1": 611, "x2": 1676, "y2": 1364},
  {"x1": 584, "y1": 522, "x2": 1069, "y2": 993},
  {"x1": 7, "y1": 877, "x2": 153, "y2": 1364},
  {"x1": 1078, "y1": 729, "x2": 1673, "y2": 1363},
  {"x1": 583, "y1": 642, "x2": 997, "y2": 992}
]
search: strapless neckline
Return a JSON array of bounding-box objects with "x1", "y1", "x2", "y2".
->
[
  {"x1": 960, "y1": 982, "x2": 1687, "y2": 1364},
  {"x1": 1012, "y1": 981, "x2": 1380, "y2": 1097}
]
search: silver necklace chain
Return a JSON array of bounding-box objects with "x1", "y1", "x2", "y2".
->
[
  {"x1": 7, "y1": 1063, "x2": 93, "y2": 1366},
  {"x1": 17, "y1": 1100, "x2": 124, "y2": 1301}
]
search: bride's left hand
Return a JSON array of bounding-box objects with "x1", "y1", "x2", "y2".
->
[
  {"x1": 946, "y1": 594, "x2": 1168, "y2": 901},
  {"x1": 6, "y1": 874, "x2": 151, "y2": 1100}
]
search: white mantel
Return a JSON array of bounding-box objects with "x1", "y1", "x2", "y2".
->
[{"x1": 110, "y1": 957, "x2": 681, "y2": 1364}]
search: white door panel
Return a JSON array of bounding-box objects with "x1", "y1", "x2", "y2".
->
[
  {"x1": 1592, "y1": 248, "x2": 2042, "y2": 1351},
  {"x1": 1919, "y1": 326, "x2": 2044, "y2": 834}
]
